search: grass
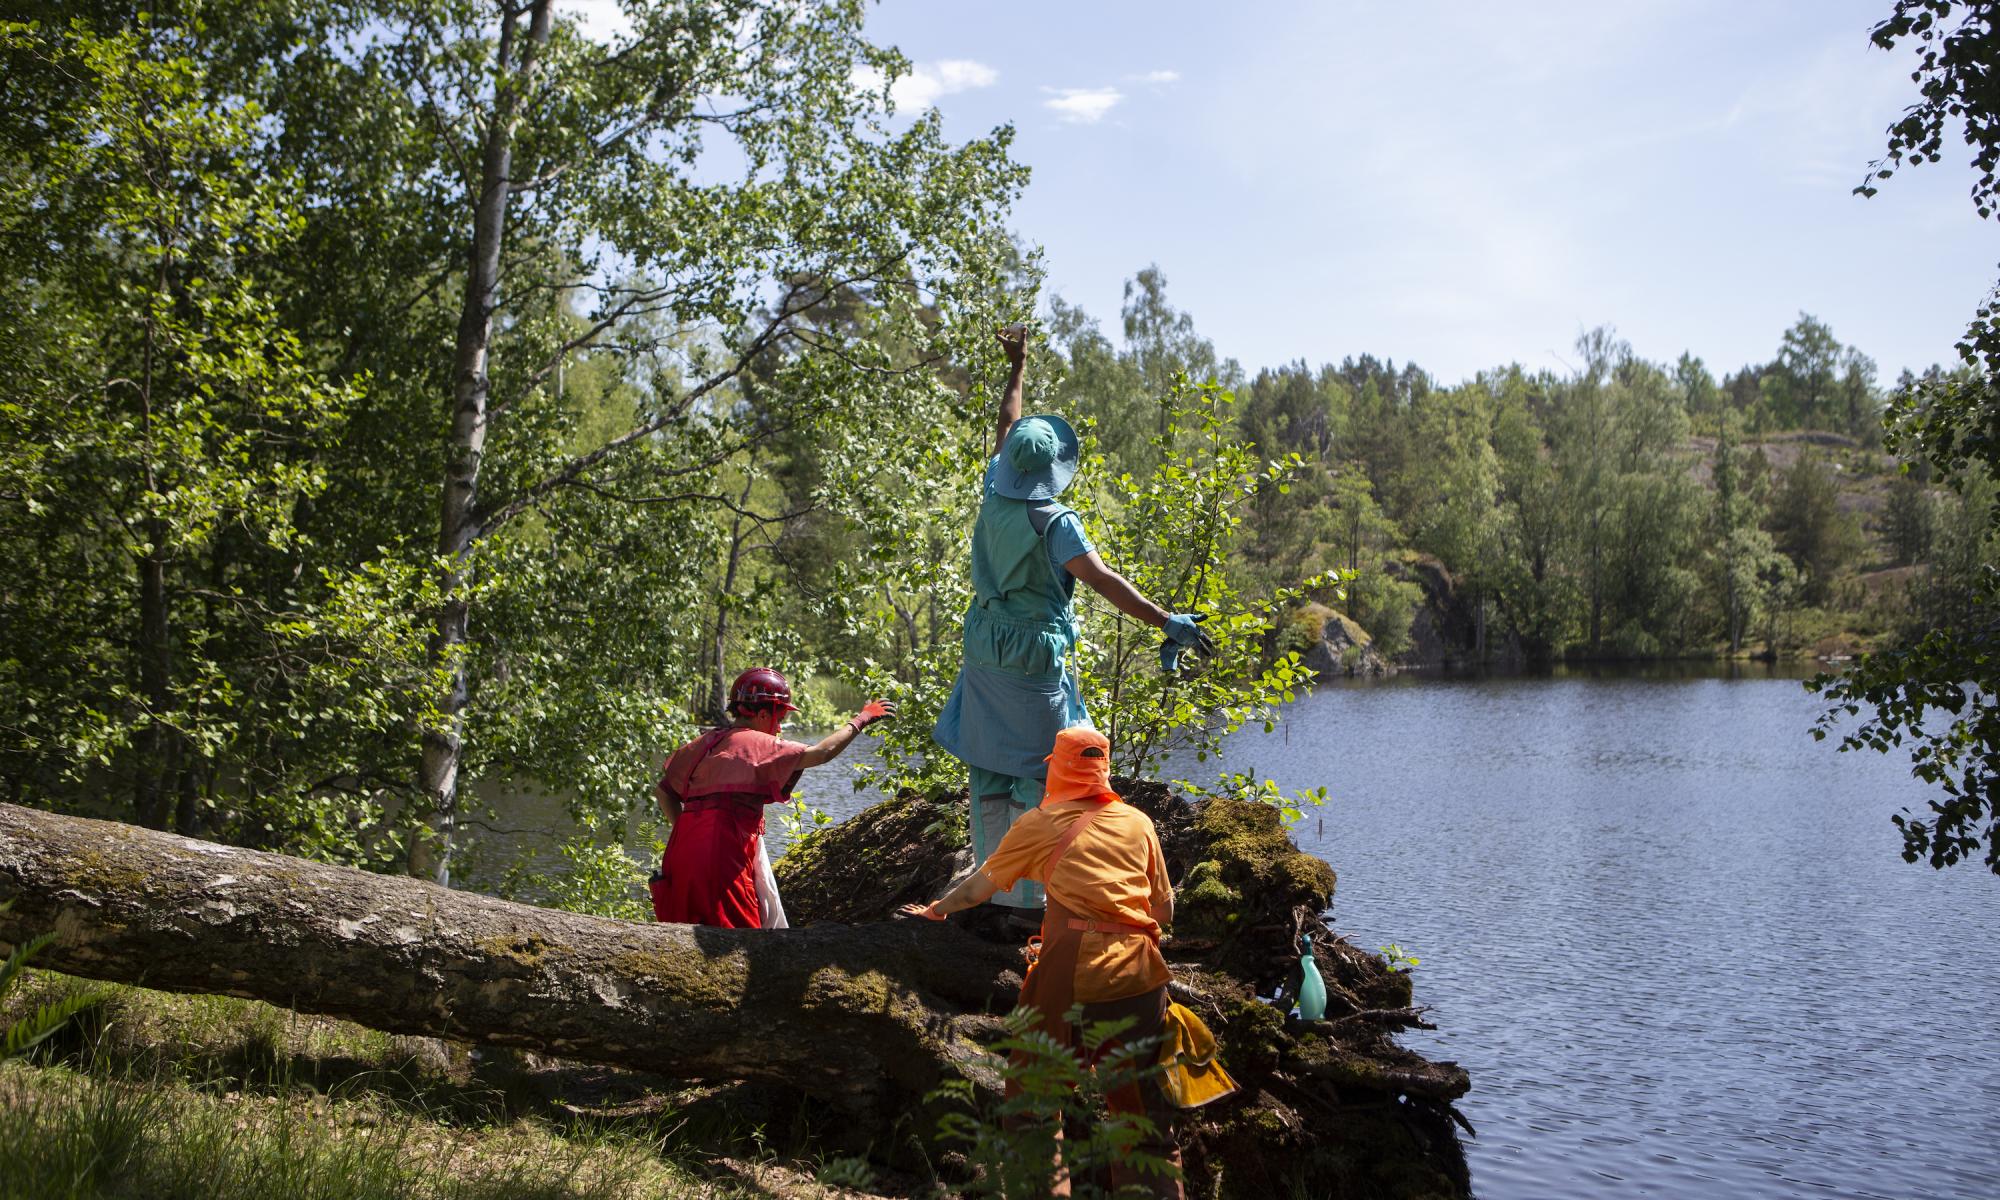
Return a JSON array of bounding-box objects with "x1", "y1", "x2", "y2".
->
[
  {"x1": 0, "y1": 1062, "x2": 687, "y2": 1200},
  {"x1": 0, "y1": 972, "x2": 889, "y2": 1200}
]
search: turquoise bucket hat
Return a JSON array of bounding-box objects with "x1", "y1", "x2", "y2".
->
[{"x1": 991, "y1": 414, "x2": 1079, "y2": 500}]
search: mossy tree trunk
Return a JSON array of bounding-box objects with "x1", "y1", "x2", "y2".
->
[
  {"x1": 3, "y1": 786, "x2": 1474, "y2": 1198},
  {"x1": 0, "y1": 802, "x2": 1019, "y2": 1119}
]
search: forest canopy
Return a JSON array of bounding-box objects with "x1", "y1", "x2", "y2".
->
[{"x1": 0, "y1": 0, "x2": 1988, "y2": 879}]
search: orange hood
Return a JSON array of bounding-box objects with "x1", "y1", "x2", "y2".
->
[{"x1": 1043, "y1": 726, "x2": 1119, "y2": 805}]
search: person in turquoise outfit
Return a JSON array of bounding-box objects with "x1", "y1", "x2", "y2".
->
[{"x1": 933, "y1": 325, "x2": 1215, "y2": 912}]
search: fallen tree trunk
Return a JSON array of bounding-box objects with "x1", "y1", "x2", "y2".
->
[
  {"x1": 2, "y1": 788, "x2": 1474, "y2": 1198},
  {"x1": 0, "y1": 802, "x2": 1019, "y2": 1118}
]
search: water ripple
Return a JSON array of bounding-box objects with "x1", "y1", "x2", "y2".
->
[{"x1": 1163, "y1": 672, "x2": 2000, "y2": 1200}]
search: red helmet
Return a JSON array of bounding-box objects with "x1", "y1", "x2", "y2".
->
[{"x1": 728, "y1": 667, "x2": 798, "y2": 716}]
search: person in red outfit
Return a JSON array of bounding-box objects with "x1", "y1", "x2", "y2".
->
[{"x1": 650, "y1": 668, "x2": 893, "y2": 928}]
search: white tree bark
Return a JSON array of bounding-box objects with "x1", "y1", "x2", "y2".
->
[{"x1": 416, "y1": 0, "x2": 556, "y2": 886}]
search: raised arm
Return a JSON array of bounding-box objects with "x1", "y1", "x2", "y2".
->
[
  {"x1": 994, "y1": 324, "x2": 1026, "y2": 457},
  {"x1": 797, "y1": 699, "x2": 896, "y2": 768}
]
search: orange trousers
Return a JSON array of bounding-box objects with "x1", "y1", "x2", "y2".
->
[{"x1": 1007, "y1": 897, "x2": 1183, "y2": 1200}]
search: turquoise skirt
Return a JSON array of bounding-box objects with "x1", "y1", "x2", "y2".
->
[{"x1": 933, "y1": 607, "x2": 1089, "y2": 779}]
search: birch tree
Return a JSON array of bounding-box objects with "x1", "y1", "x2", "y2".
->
[
  {"x1": 4, "y1": 3, "x2": 1028, "y2": 879},
  {"x1": 230, "y1": 0, "x2": 1027, "y2": 881}
]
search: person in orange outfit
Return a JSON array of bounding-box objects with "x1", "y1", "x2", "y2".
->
[
  {"x1": 652, "y1": 668, "x2": 893, "y2": 929},
  {"x1": 901, "y1": 726, "x2": 1182, "y2": 1199}
]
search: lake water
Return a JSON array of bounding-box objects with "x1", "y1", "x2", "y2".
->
[
  {"x1": 481, "y1": 668, "x2": 2000, "y2": 1199},
  {"x1": 1156, "y1": 667, "x2": 2000, "y2": 1200}
]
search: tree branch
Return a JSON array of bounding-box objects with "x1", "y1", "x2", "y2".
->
[
  {"x1": 560, "y1": 477, "x2": 817, "y2": 526},
  {"x1": 473, "y1": 267, "x2": 870, "y2": 536}
]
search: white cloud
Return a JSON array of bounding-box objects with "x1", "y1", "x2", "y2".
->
[
  {"x1": 853, "y1": 58, "x2": 999, "y2": 112},
  {"x1": 1043, "y1": 87, "x2": 1123, "y2": 125},
  {"x1": 1127, "y1": 69, "x2": 1180, "y2": 85}
]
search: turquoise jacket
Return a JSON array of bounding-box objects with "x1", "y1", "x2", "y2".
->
[{"x1": 932, "y1": 464, "x2": 1091, "y2": 778}]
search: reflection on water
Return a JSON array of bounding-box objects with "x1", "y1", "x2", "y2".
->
[{"x1": 1161, "y1": 671, "x2": 2000, "y2": 1200}]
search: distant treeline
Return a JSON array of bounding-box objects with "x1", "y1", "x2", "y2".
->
[{"x1": 1041, "y1": 268, "x2": 1983, "y2": 667}]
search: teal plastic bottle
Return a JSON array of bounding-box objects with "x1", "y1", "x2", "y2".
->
[{"x1": 1297, "y1": 934, "x2": 1328, "y2": 1021}]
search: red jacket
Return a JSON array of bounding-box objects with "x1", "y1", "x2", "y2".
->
[{"x1": 650, "y1": 727, "x2": 805, "y2": 928}]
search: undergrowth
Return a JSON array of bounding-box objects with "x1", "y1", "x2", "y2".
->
[
  {"x1": 0, "y1": 1062, "x2": 683, "y2": 1200},
  {"x1": 931, "y1": 1006, "x2": 1179, "y2": 1200},
  {"x1": 0, "y1": 971, "x2": 872, "y2": 1200}
]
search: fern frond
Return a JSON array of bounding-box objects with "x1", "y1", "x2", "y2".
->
[
  {"x1": 2, "y1": 987, "x2": 104, "y2": 1061},
  {"x1": 0, "y1": 932, "x2": 57, "y2": 1003}
]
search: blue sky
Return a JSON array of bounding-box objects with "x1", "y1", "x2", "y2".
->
[{"x1": 854, "y1": 0, "x2": 1990, "y2": 386}]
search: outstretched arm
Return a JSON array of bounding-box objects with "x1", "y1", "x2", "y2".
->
[
  {"x1": 994, "y1": 325, "x2": 1026, "y2": 457},
  {"x1": 1067, "y1": 552, "x2": 1216, "y2": 663},
  {"x1": 899, "y1": 866, "x2": 1002, "y2": 919},
  {"x1": 797, "y1": 700, "x2": 896, "y2": 768},
  {"x1": 1064, "y1": 551, "x2": 1170, "y2": 628}
]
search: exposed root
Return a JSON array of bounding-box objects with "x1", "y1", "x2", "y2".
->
[{"x1": 780, "y1": 780, "x2": 1475, "y2": 1199}]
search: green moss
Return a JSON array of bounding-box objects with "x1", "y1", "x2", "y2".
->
[
  {"x1": 801, "y1": 967, "x2": 916, "y2": 1019},
  {"x1": 774, "y1": 827, "x2": 828, "y2": 873},
  {"x1": 1195, "y1": 800, "x2": 1337, "y2": 903},
  {"x1": 772, "y1": 788, "x2": 966, "y2": 924},
  {"x1": 1215, "y1": 994, "x2": 1286, "y2": 1070},
  {"x1": 1246, "y1": 1105, "x2": 1289, "y2": 1136},
  {"x1": 64, "y1": 848, "x2": 147, "y2": 894},
  {"x1": 1314, "y1": 1051, "x2": 1387, "y2": 1087},
  {"x1": 1328, "y1": 610, "x2": 1372, "y2": 648},
  {"x1": 609, "y1": 946, "x2": 749, "y2": 1007},
  {"x1": 1276, "y1": 602, "x2": 1336, "y2": 657},
  {"x1": 1176, "y1": 860, "x2": 1244, "y2": 938},
  {"x1": 473, "y1": 933, "x2": 561, "y2": 969}
]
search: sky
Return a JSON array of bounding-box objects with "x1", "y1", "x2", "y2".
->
[{"x1": 846, "y1": 0, "x2": 1991, "y2": 386}]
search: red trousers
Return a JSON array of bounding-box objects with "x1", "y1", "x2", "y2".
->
[{"x1": 649, "y1": 804, "x2": 761, "y2": 928}]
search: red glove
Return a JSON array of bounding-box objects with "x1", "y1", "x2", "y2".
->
[{"x1": 850, "y1": 699, "x2": 897, "y2": 731}]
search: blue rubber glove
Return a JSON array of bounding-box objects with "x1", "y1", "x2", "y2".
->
[{"x1": 1159, "y1": 612, "x2": 1215, "y2": 672}]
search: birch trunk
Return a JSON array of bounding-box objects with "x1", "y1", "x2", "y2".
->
[
  {"x1": 134, "y1": 527, "x2": 177, "y2": 832},
  {"x1": 416, "y1": 0, "x2": 555, "y2": 885}
]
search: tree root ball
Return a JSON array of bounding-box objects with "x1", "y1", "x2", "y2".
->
[{"x1": 778, "y1": 781, "x2": 1473, "y2": 1200}]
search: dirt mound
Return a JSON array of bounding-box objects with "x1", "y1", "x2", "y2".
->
[
  {"x1": 775, "y1": 789, "x2": 970, "y2": 924},
  {"x1": 778, "y1": 781, "x2": 1473, "y2": 1199}
]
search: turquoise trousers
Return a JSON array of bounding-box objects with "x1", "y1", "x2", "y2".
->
[{"x1": 968, "y1": 764, "x2": 1045, "y2": 910}]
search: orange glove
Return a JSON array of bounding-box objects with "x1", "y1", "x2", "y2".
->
[{"x1": 850, "y1": 698, "x2": 897, "y2": 731}]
